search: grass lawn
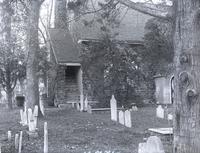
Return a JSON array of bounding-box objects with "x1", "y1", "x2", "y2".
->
[{"x1": 0, "y1": 106, "x2": 172, "y2": 153}]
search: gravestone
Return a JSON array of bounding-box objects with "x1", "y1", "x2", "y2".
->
[
  {"x1": 72, "y1": 102, "x2": 75, "y2": 108},
  {"x1": 15, "y1": 133, "x2": 19, "y2": 149},
  {"x1": 33, "y1": 105, "x2": 38, "y2": 129},
  {"x1": 20, "y1": 109, "x2": 23, "y2": 124},
  {"x1": 110, "y1": 95, "x2": 117, "y2": 121},
  {"x1": 33, "y1": 105, "x2": 38, "y2": 117},
  {"x1": 125, "y1": 110, "x2": 132, "y2": 128},
  {"x1": 28, "y1": 109, "x2": 35, "y2": 132},
  {"x1": 167, "y1": 114, "x2": 173, "y2": 120},
  {"x1": 84, "y1": 97, "x2": 88, "y2": 111},
  {"x1": 132, "y1": 106, "x2": 138, "y2": 111},
  {"x1": 20, "y1": 109, "x2": 28, "y2": 126},
  {"x1": 87, "y1": 105, "x2": 92, "y2": 114},
  {"x1": 7, "y1": 131, "x2": 11, "y2": 141},
  {"x1": 39, "y1": 97, "x2": 45, "y2": 116},
  {"x1": 44, "y1": 122, "x2": 48, "y2": 153},
  {"x1": 156, "y1": 105, "x2": 164, "y2": 119},
  {"x1": 146, "y1": 136, "x2": 165, "y2": 153},
  {"x1": 18, "y1": 131, "x2": 23, "y2": 153},
  {"x1": 80, "y1": 94, "x2": 84, "y2": 111},
  {"x1": 76, "y1": 102, "x2": 80, "y2": 111},
  {"x1": 119, "y1": 111, "x2": 125, "y2": 125},
  {"x1": 138, "y1": 143, "x2": 147, "y2": 153},
  {"x1": 138, "y1": 136, "x2": 165, "y2": 153}
]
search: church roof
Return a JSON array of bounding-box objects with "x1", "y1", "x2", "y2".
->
[
  {"x1": 49, "y1": 28, "x2": 80, "y2": 64},
  {"x1": 70, "y1": 7, "x2": 152, "y2": 42}
]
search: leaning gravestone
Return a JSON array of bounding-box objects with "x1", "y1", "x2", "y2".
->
[
  {"x1": 119, "y1": 111, "x2": 125, "y2": 125},
  {"x1": 156, "y1": 105, "x2": 164, "y2": 119},
  {"x1": 125, "y1": 110, "x2": 132, "y2": 128},
  {"x1": 110, "y1": 95, "x2": 117, "y2": 121}
]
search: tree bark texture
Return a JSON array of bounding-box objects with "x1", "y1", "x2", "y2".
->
[
  {"x1": 173, "y1": 1, "x2": 200, "y2": 153},
  {"x1": 26, "y1": 1, "x2": 41, "y2": 110}
]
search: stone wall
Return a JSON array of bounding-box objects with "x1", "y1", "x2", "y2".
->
[{"x1": 54, "y1": 65, "x2": 80, "y2": 106}]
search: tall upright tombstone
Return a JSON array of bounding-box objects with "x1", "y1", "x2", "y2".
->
[
  {"x1": 84, "y1": 97, "x2": 88, "y2": 111},
  {"x1": 44, "y1": 122, "x2": 48, "y2": 153},
  {"x1": 119, "y1": 110, "x2": 125, "y2": 125},
  {"x1": 33, "y1": 105, "x2": 38, "y2": 129},
  {"x1": 156, "y1": 105, "x2": 164, "y2": 119},
  {"x1": 80, "y1": 94, "x2": 84, "y2": 112},
  {"x1": 125, "y1": 110, "x2": 132, "y2": 128},
  {"x1": 18, "y1": 131, "x2": 23, "y2": 153},
  {"x1": 110, "y1": 95, "x2": 117, "y2": 121}
]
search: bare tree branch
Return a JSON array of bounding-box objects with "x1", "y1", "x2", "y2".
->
[{"x1": 116, "y1": 0, "x2": 173, "y2": 21}]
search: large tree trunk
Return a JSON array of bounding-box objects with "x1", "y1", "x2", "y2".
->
[
  {"x1": 26, "y1": 1, "x2": 42, "y2": 113},
  {"x1": 173, "y1": 1, "x2": 200, "y2": 153},
  {"x1": 6, "y1": 89, "x2": 13, "y2": 109}
]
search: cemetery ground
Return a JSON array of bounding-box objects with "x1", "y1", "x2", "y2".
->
[{"x1": 0, "y1": 105, "x2": 172, "y2": 153}]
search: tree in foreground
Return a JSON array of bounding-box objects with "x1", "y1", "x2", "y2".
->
[
  {"x1": 117, "y1": 0, "x2": 200, "y2": 152},
  {"x1": 25, "y1": 0, "x2": 44, "y2": 113}
]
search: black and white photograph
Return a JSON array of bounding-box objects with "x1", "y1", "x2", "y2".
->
[{"x1": 0, "y1": 0, "x2": 197, "y2": 153}]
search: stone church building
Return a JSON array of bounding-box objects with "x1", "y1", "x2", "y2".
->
[{"x1": 48, "y1": 0, "x2": 153, "y2": 106}]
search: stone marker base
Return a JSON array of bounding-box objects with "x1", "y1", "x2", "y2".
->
[{"x1": 27, "y1": 131, "x2": 38, "y2": 138}]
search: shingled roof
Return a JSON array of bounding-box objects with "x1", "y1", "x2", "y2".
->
[
  {"x1": 49, "y1": 28, "x2": 80, "y2": 64},
  {"x1": 70, "y1": 6, "x2": 152, "y2": 43}
]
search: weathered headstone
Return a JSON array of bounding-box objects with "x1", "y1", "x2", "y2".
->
[
  {"x1": 146, "y1": 136, "x2": 165, "y2": 153},
  {"x1": 167, "y1": 114, "x2": 173, "y2": 120},
  {"x1": 18, "y1": 131, "x2": 23, "y2": 153},
  {"x1": 110, "y1": 95, "x2": 117, "y2": 121},
  {"x1": 84, "y1": 97, "x2": 88, "y2": 111},
  {"x1": 15, "y1": 133, "x2": 19, "y2": 149},
  {"x1": 72, "y1": 102, "x2": 75, "y2": 108},
  {"x1": 80, "y1": 94, "x2": 84, "y2": 111},
  {"x1": 125, "y1": 110, "x2": 132, "y2": 128},
  {"x1": 138, "y1": 136, "x2": 165, "y2": 153},
  {"x1": 87, "y1": 105, "x2": 92, "y2": 114},
  {"x1": 20, "y1": 109, "x2": 28, "y2": 126},
  {"x1": 132, "y1": 106, "x2": 138, "y2": 111},
  {"x1": 44, "y1": 122, "x2": 48, "y2": 153},
  {"x1": 8, "y1": 131, "x2": 11, "y2": 141},
  {"x1": 33, "y1": 105, "x2": 38, "y2": 117},
  {"x1": 119, "y1": 111, "x2": 125, "y2": 125},
  {"x1": 138, "y1": 142, "x2": 147, "y2": 153},
  {"x1": 156, "y1": 105, "x2": 164, "y2": 119},
  {"x1": 76, "y1": 102, "x2": 80, "y2": 111},
  {"x1": 28, "y1": 108, "x2": 33, "y2": 125},
  {"x1": 39, "y1": 97, "x2": 45, "y2": 116},
  {"x1": 20, "y1": 109, "x2": 23, "y2": 124},
  {"x1": 33, "y1": 105, "x2": 38, "y2": 129}
]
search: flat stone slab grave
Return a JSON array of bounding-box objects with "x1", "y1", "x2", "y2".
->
[{"x1": 148, "y1": 127, "x2": 173, "y2": 135}]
